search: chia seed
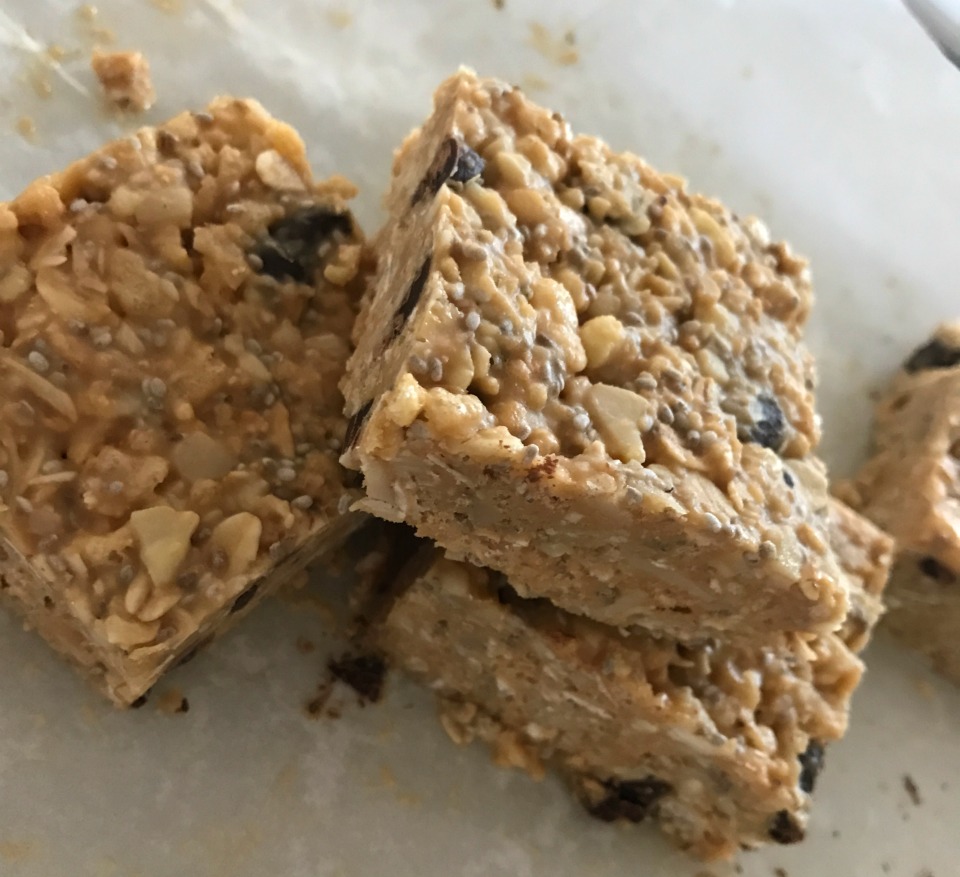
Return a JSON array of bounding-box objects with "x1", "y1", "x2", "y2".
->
[
  {"x1": 276, "y1": 467, "x2": 297, "y2": 483},
  {"x1": 118, "y1": 564, "x2": 135, "y2": 586},
  {"x1": 521, "y1": 444, "x2": 539, "y2": 465},
  {"x1": 291, "y1": 494, "x2": 313, "y2": 510},
  {"x1": 465, "y1": 311, "x2": 481, "y2": 332},
  {"x1": 635, "y1": 372, "x2": 658, "y2": 391}
]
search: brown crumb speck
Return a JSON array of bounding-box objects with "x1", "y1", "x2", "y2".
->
[
  {"x1": 903, "y1": 773, "x2": 922, "y2": 806},
  {"x1": 295, "y1": 636, "x2": 316, "y2": 655},
  {"x1": 304, "y1": 679, "x2": 333, "y2": 720},
  {"x1": 326, "y1": 8, "x2": 352, "y2": 28},
  {"x1": 156, "y1": 688, "x2": 189, "y2": 715},
  {"x1": 15, "y1": 116, "x2": 36, "y2": 142},
  {"x1": 328, "y1": 652, "x2": 386, "y2": 704},
  {"x1": 527, "y1": 22, "x2": 579, "y2": 66},
  {"x1": 492, "y1": 0, "x2": 505, "y2": 8},
  {"x1": 773, "y1": 869, "x2": 788, "y2": 877}
]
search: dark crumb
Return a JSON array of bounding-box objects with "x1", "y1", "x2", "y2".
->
[
  {"x1": 492, "y1": 0, "x2": 505, "y2": 7},
  {"x1": 304, "y1": 680, "x2": 333, "y2": 720},
  {"x1": 903, "y1": 774, "x2": 922, "y2": 806},
  {"x1": 768, "y1": 810, "x2": 804, "y2": 845},
  {"x1": 176, "y1": 697, "x2": 190, "y2": 714},
  {"x1": 295, "y1": 636, "x2": 316, "y2": 655},
  {"x1": 734, "y1": 865, "x2": 743, "y2": 875},
  {"x1": 881, "y1": 863, "x2": 890, "y2": 874},
  {"x1": 774, "y1": 868, "x2": 788, "y2": 877},
  {"x1": 832, "y1": 829, "x2": 841, "y2": 838},
  {"x1": 797, "y1": 739, "x2": 825, "y2": 793},
  {"x1": 328, "y1": 653, "x2": 387, "y2": 704},
  {"x1": 916, "y1": 870, "x2": 934, "y2": 877}
]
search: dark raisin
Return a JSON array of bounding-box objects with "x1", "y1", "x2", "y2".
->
[
  {"x1": 918, "y1": 555, "x2": 955, "y2": 583},
  {"x1": 130, "y1": 692, "x2": 150, "y2": 709},
  {"x1": 411, "y1": 138, "x2": 460, "y2": 204},
  {"x1": 392, "y1": 256, "x2": 432, "y2": 336},
  {"x1": 230, "y1": 581, "x2": 261, "y2": 614},
  {"x1": 344, "y1": 399, "x2": 373, "y2": 449},
  {"x1": 587, "y1": 776, "x2": 672, "y2": 823},
  {"x1": 903, "y1": 337, "x2": 960, "y2": 373},
  {"x1": 742, "y1": 394, "x2": 786, "y2": 451},
  {"x1": 783, "y1": 470, "x2": 795, "y2": 488},
  {"x1": 798, "y1": 739, "x2": 825, "y2": 793},
  {"x1": 252, "y1": 207, "x2": 353, "y2": 282},
  {"x1": 328, "y1": 653, "x2": 387, "y2": 704},
  {"x1": 769, "y1": 810, "x2": 805, "y2": 844},
  {"x1": 450, "y1": 146, "x2": 485, "y2": 184}
]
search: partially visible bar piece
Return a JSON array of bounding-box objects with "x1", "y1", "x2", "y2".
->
[
  {"x1": 0, "y1": 98, "x2": 367, "y2": 704},
  {"x1": 843, "y1": 322, "x2": 960, "y2": 683},
  {"x1": 368, "y1": 499, "x2": 891, "y2": 860},
  {"x1": 342, "y1": 69, "x2": 848, "y2": 639}
]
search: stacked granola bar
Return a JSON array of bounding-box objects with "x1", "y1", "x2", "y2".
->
[{"x1": 342, "y1": 70, "x2": 893, "y2": 858}]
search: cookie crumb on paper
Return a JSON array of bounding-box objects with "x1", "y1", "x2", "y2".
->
[{"x1": 91, "y1": 49, "x2": 156, "y2": 112}]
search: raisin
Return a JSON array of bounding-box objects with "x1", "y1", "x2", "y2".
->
[
  {"x1": 587, "y1": 776, "x2": 672, "y2": 823},
  {"x1": 742, "y1": 394, "x2": 786, "y2": 451},
  {"x1": 344, "y1": 399, "x2": 373, "y2": 449},
  {"x1": 392, "y1": 256, "x2": 432, "y2": 336},
  {"x1": 230, "y1": 581, "x2": 260, "y2": 614},
  {"x1": 252, "y1": 207, "x2": 353, "y2": 282},
  {"x1": 328, "y1": 653, "x2": 387, "y2": 704},
  {"x1": 410, "y1": 139, "x2": 485, "y2": 205},
  {"x1": 450, "y1": 145, "x2": 485, "y2": 184},
  {"x1": 903, "y1": 337, "x2": 960, "y2": 373},
  {"x1": 918, "y1": 555, "x2": 955, "y2": 583},
  {"x1": 769, "y1": 810, "x2": 805, "y2": 844},
  {"x1": 798, "y1": 739, "x2": 825, "y2": 793}
]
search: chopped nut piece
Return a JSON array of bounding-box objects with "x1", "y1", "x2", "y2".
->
[
  {"x1": 209, "y1": 512, "x2": 262, "y2": 579},
  {"x1": 130, "y1": 506, "x2": 199, "y2": 587},
  {"x1": 91, "y1": 50, "x2": 156, "y2": 112}
]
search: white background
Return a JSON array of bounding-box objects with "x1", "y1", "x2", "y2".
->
[{"x1": 0, "y1": 1, "x2": 958, "y2": 875}]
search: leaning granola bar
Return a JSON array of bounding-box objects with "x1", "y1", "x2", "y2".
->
[
  {"x1": 342, "y1": 69, "x2": 846, "y2": 638},
  {"x1": 0, "y1": 98, "x2": 366, "y2": 704},
  {"x1": 369, "y1": 499, "x2": 891, "y2": 860}
]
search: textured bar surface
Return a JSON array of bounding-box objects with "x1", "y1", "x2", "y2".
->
[
  {"x1": 370, "y1": 500, "x2": 891, "y2": 860},
  {"x1": 0, "y1": 98, "x2": 366, "y2": 704},
  {"x1": 342, "y1": 69, "x2": 846, "y2": 638}
]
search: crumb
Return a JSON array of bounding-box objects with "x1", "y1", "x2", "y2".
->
[
  {"x1": 328, "y1": 653, "x2": 387, "y2": 704},
  {"x1": 773, "y1": 869, "x2": 787, "y2": 877},
  {"x1": 881, "y1": 864, "x2": 890, "y2": 874},
  {"x1": 914, "y1": 676, "x2": 937, "y2": 701},
  {"x1": 155, "y1": 688, "x2": 190, "y2": 715},
  {"x1": 25, "y1": 62, "x2": 53, "y2": 99},
  {"x1": 519, "y1": 73, "x2": 550, "y2": 93},
  {"x1": 303, "y1": 680, "x2": 333, "y2": 719},
  {"x1": 295, "y1": 636, "x2": 316, "y2": 655},
  {"x1": 91, "y1": 49, "x2": 155, "y2": 112},
  {"x1": 492, "y1": 0, "x2": 505, "y2": 8},
  {"x1": 734, "y1": 865, "x2": 743, "y2": 875},
  {"x1": 326, "y1": 8, "x2": 352, "y2": 28},
  {"x1": 15, "y1": 116, "x2": 36, "y2": 142},
  {"x1": 77, "y1": 4, "x2": 98, "y2": 22},
  {"x1": 903, "y1": 774, "x2": 922, "y2": 806},
  {"x1": 916, "y1": 870, "x2": 934, "y2": 877},
  {"x1": 831, "y1": 828, "x2": 841, "y2": 838},
  {"x1": 527, "y1": 22, "x2": 579, "y2": 66}
]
